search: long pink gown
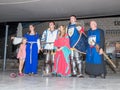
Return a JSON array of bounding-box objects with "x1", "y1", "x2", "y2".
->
[{"x1": 53, "y1": 35, "x2": 71, "y2": 76}]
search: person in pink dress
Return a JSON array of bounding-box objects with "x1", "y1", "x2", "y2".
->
[
  {"x1": 53, "y1": 25, "x2": 71, "y2": 77},
  {"x1": 17, "y1": 38, "x2": 27, "y2": 76}
]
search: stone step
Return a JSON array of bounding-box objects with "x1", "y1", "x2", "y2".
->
[
  {"x1": 0, "y1": 59, "x2": 44, "y2": 71},
  {"x1": 0, "y1": 59, "x2": 120, "y2": 74}
]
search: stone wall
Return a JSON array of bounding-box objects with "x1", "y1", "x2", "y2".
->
[
  {"x1": 1, "y1": 16, "x2": 120, "y2": 72},
  {"x1": 22, "y1": 17, "x2": 120, "y2": 43}
]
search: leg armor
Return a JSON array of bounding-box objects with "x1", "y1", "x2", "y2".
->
[
  {"x1": 75, "y1": 51, "x2": 83, "y2": 77},
  {"x1": 44, "y1": 51, "x2": 51, "y2": 75},
  {"x1": 44, "y1": 50, "x2": 55, "y2": 75},
  {"x1": 51, "y1": 50, "x2": 55, "y2": 72},
  {"x1": 70, "y1": 50, "x2": 77, "y2": 76}
]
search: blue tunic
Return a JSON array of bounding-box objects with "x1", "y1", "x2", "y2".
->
[
  {"x1": 86, "y1": 28, "x2": 105, "y2": 75},
  {"x1": 86, "y1": 29, "x2": 101, "y2": 64},
  {"x1": 68, "y1": 24, "x2": 87, "y2": 53},
  {"x1": 68, "y1": 24, "x2": 80, "y2": 47},
  {"x1": 24, "y1": 33, "x2": 39, "y2": 74}
]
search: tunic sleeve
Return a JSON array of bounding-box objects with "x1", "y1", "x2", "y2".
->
[
  {"x1": 99, "y1": 29, "x2": 105, "y2": 50},
  {"x1": 13, "y1": 37, "x2": 22, "y2": 45},
  {"x1": 37, "y1": 39, "x2": 41, "y2": 50},
  {"x1": 41, "y1": 30, "x2": 47, "y2": 42},
  {"x1": 95, "y1": 30, "x2": 101, "y2": 47},
  {"x1": 76, "y1": 26, "x2": 82, "y2": 31}
]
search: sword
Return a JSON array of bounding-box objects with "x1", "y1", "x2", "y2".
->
[
  {"x1": 41, "y1": 41, "x2": 54, "y2": 48},
  {"x1": 41, "y1": 42, "x2": 54, "y2": 44},
  {"x1": 41, "y1": 41, "x2": 55, "y2": 54}
]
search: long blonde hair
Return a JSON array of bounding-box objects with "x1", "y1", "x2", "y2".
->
[{"x1": 58, "y1": 25, "x2": 66, "y2": 37}]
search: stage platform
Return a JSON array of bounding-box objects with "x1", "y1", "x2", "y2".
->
[{"x1": 0, "y1": 71, "x2": 120, "y2": 90}]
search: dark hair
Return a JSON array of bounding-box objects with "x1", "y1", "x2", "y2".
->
[
  {"x1": 70, "y1": 15, "x2": 77, "y2": 18},
  {"x1": 28, "y1": 24, "x2": 36, "y2": 34},
  {"x1": 49, "y1": 21, "x2": 55, "y2": 25},
  {"x1": 49, "y1": 21, "x2": 56, "y2": 29},
  {"x1": 69, "y1": 15, "x2": 77, "y2": 25},
  {"x1": 29, "y1": 24, "x2": 35, "y2": 27}
]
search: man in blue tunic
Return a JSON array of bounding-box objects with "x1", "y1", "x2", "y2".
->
[
  {"x1": 86, "y1": 21, "x2": 106, "y2": 78},
  {"x1": 67, "y1": 15, "x2": 84, "y2": 78}
]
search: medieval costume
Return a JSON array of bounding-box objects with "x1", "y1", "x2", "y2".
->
[
  {"x1": 67, "y1": 23, "x2": 85, "y2": 77},
  {"x1": 24, "y1": 33, "x2": 40, "y2": 74},
  {"x1": 53, "y1": 34, "x2": 71, "y2": 76},
  {"x1": 86, "y1": 28, "x2": 106, "y2": 78},
  {"x1": 12, "y1": 33, "x2": 40, "y2": 75},
  {"x1": 41, "y1": 29, "x2": 58, "y2": 75}
]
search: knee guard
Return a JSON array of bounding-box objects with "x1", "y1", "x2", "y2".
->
[
  {"x1": 45, "y1": 64, "x2": 51, "y2": 74},
  {"x1": 74, "y1": 51, "x2": 83, "y2": 74},
  {"x1": 76, "y1": 59, "x2": 82, "y2": 74},
  {"x1": 51, "y1": 53, "x2": 55, "y2": 64},
  {"x1": 51, "y1": 53, "x2": 55, "y2": 72},
  {"x1": 44, "y1": 53, "x2": 51, "y2": 74},
  {"x1": 70, "y1": 50, "x2": 77, "y2": 75},
  {"x1": 45, "y1": 52, "x2": 51, "y2": 63},
  {"x1": 71, "y1": 60, "x2": 77, "y2": 75},
  {"x1": 76, "y1": 54, "x2": 83, "y2": 75}
]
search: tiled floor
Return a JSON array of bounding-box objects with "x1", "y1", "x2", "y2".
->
[{"x1": 0, "y1": 71, "x2": 120, "y2": 90}]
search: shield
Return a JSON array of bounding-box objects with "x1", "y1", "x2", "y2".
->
[{"x1": 73, "y1": 33, "x2": 88, "y2": 54}]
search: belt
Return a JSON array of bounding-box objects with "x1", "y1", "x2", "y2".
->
[{"x1": 27, "y1": 41, "x2": 37, "y2": 64}]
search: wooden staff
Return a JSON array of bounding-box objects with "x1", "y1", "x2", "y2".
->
[
  {"x1": 102, "y1": 51, "x2": 116, "y2": 69},
  {"x1": 92, "y1": 40, "x2": 116, "y2": 69}
]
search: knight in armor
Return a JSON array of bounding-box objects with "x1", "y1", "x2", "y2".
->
[
  {"x1": 67, "y1": 15, "x2": 85, "y2": 78},
  {"x1": 41, "y1": 21, "x2": 58, "y2": 76}
]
